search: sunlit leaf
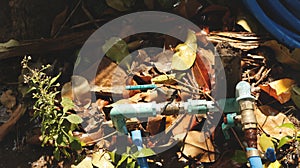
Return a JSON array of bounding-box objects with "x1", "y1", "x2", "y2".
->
[
  {"x1": 278, "y1": 123, "x2": 296, "y2": 131},
  {"x1": 49, "y1": 73, "x2": 61, "y2": 86},
  {"x1": 116, "y1": 154, "x2": 129, "y2": 167},
  {"x1": 61, "y1": 97, "x2": 75, "y2": 113},
  {"x1": 263, "y1": 160, "x2": 281, "y2": 168},
  {"x1": 260, "y1": 78, "x2": 295, "y2": 104},
  {"x1": 71, "y1": 157, "x2": 93, "y2": 168},
  {"x1": 151, "y1": 74, "x2": 176, "y2": 84},
  {"x1": 132, "y1": 148, "x2": 156, "y2": 158},
  {"x1": 259, "y1": 133, "x2": 274, "y2": 152},
  {"x1": 172, "y1": 29, "x2": 197, "y2": 70},
  {"x1": 277, "y1": 136, "x2": 293, "y2": 149},
  {"x1": 66, "y1": 114, "x2": 83, "y2": 124}
]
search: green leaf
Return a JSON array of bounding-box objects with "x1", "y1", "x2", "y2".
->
[
  {"x1": 116, "y1": 154, "x2": 129, "y2": 167},
  {"x1": 49, "y1": 73, "x2": 61, "y2": 86},
  {"x1": 278, "y1": 123, "x2": 296, "y2": 130},
  {"x1": 259, "y1": 133, "x2": 275, "y2": 152},
  {"x1": 70, "y1": 139, "x2": 82, "y2": 151},
  {"x1": 278, "y1": 136, "x2": 293, "y2": 149},
  {"x1": 66, "y1": 114, "x2": 83, "y2": 124},
  {"x1": 54, "y1": 147, "x2": 60, "y2": 160},
  {"x1": 61, "y1": 97, "x2": 75, "y2": 113},
  {"x1": 231, "y1": 150, "x2": 247, "y2": 163},
  {"x1": 102, "y1": 37, "x2": 131, "y2": 67},
  {"x1": 57, "y1": 134, "x2": 68, "y2": 147},
  {"x1": 127, "y1": 157, "x2": 136, "y2": 168},
  {"x1": 106, "y1": 0, "x2": 136, "y2": 11},
  {"x1": 132, "y1": 148, "x2": 155, "y2": 158}
]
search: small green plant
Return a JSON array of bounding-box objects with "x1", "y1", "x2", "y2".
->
[{"x1": 22, "y1": 56, "x2": 83, "y2": 160}]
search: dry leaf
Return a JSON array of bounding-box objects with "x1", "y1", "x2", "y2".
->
[
  {"x1": 147, "y1": 115, "x2": 165, "y2": 135},
  {"x1": 262, "y1": 40, "x2": 300, "y2": 70},
  {"x1": 0, "y1": 90, "x2": 16, "y2": 111},
  {"x1": 71, "y1": 76, "x2": 92, "y2": 108},
  {"x1": 71, "y1": 157, "x2": 93, "y2": 168},
  {"x1": 51, "y1": 6, "x2": 68, "y2": 37},
  {"x1": 192, "y1": 52, "x2": 211, "y2": 89},
  {"x1": 174, "y1": 0, "x2": 203, "y2": 18},
  {"x1": 172, "y1": 30, "x2": 197, "y2": 70},
  {"x1": 255, "y1": 107, "x2": 292, "y2": 140},
  {"x1": 260, "y1": 78, "x2": 295, "y2": 104},
  {"x1": 92, "y1": 151, "x2": 114, "y2": 168},
  {"x1": 175, "y1": 131, "x2": 215, "y2": 163}
]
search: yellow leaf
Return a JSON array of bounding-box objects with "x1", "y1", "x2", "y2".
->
[
  {"x1": 171, "y1": 30, "x2": 197, "y2": 70},
  {"x1": 259, "y1": 133, "x2": 274, "y2": 152},
  {"x1": 263, "y1": 160, "x2": 281, "y2": 168},
  {"x1": 260, "y1": 78, "x2": 295, "y2": 104}
]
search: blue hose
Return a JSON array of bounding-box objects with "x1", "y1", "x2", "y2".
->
[
  {"x1": 131, "y1": 130, "x2": 149, "y2": 168},
  {"x1": 263, "y1": 0, "x2": 300, "y2": 33},
  {"x1": 284, "y1": 0, "x2": 300, "y2": 19},
  {"x1": 247, "y1": 148, "x2": 263, "y2": 168},
  {"x1": 243, "y1": 0, "x2": 300, "y2": 48}
]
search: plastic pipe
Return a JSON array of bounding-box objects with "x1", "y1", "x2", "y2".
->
[
  {"x1": 125, "y1": 84, "x2": 157, "y2": 90},
  {"x1": 247, "y1": 148, "x2": 263, "y2": 168},
  {"x1": 131, "y1": 130, "x2": 149, "y2": 168},
  {"x1": 110, "y1": 102, "x2": 157, "y2": 134},
  {"x1": 263, "y1": 0, "x2": 300, "y2": 33},
  {"x1": 243, "y1": 0, "x2": 300, "y2": 48}
]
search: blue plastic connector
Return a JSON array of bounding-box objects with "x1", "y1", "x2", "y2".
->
[
  {"x1": 247, "y1": 148, "x2": 263, "y2": 168},
  {"x1": 222, "y1": 113, "x2": 237, "y2": 139},
  {"x1": 265, "y1": 147, "x2": 276, "y2": 162},
  {"x1": 131, "y1": 130, "x2": 149, "y2": 168}
]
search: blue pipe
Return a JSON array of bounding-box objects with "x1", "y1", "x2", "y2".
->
[
  {"x1": 263, "y1": 0, "x2": 300, "y2": 33},
  {"x1": 243, "y1": 0, "x2": 300, "y2": 48},
  {"x1": 247, "y1": 148, "x2": 263, "y2": 168},
  {"x1": 284, "y1": 0, "x2": 300, "y2": 19},
  {"x1": 131, "y1": 130, "x2": 149, "y2": 168}
]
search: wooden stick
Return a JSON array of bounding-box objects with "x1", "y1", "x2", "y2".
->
[{"x1": 0, "y1": 30, "x2": 94, "y2": 61}]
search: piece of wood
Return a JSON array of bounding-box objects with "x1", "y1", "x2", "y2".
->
[
  {"x1": 0, "y1": 104, "x2": 26, "y2": 141},
  {"x1": 208, "y1": 31, "x2": 262, "y2": 50},
  {"x1": 0, "y1": 30, "x2": 94, "y2": 60}
]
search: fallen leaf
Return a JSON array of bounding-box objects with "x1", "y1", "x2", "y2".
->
[
  {"x1": 51, "y1": 6, "x2": 68, "y2": 37},
  {"x1": 0, "y1": 90, "x2": 16, "y2": 111},
  {"x1": 106, "y1": 0, "x2": 136, "y2": 11},
  {"x1": 151, "y1": 74, "x2": 176, "y2": 84},
  {"x1": 259, "y1": 133, "x2": 275, "y2": 152},
  {"x1": 172, "y1": 29, "x2": 197, "y2": 70},
  {"x1": 71, "y1": 157, "x2": 93, "y2": 168},
  {"x1": 175, "y1": 131, "x2": 215, "y2": 162},
  {"x1": 255, "y1": 107, "x2": 292, "y2": 140},
  {"x1": 260, "y1": 78, "x2": 295, "y2": 104},
  {"x1": 71, "y1": 76, "x2": 92, "y2": 109},
  {"x1": 174, "y1": 0, "x2": 203, "y2": 18},
  {"x1": 92, "y1": 151, "x2": 114, "y2": 168},
  {"x1": 262, "y1": 40, "x2": 300, "y2": 70},
  {"x1": 291, "y1": 85, "x2": 300, "y2": 109},
  {"x1": 192, "y1": 52, "x2": 211, "y2": 89},
  {"x1": 147, "y1": 115, "x2": 165, "y2": 135},
  {"x1": 153, "y1": 50, "x2": 174, "y2": 73}
]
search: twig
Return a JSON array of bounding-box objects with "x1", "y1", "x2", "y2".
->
[{"x1": 53, "y1": 0, "x2": 82, "y2": 38}]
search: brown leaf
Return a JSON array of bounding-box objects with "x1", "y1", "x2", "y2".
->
[
  {"x1": 175, "y1": 131, "x2": 215, "y2": 163},
  {"x1": 147, "y1": 115, "x2": 165, "y2": 135},
  {"x1": 192, "y1": 52, "x2": 211, "y2": 89},
  {"x1": 174, "y1": 0, "x2": 203, "y2": 18},
  {"x1": 260, "y1": 78, "x2": 295, "y2": 104},
  {"x1": 51, "y1": 6, "x2": 68, "y2": 37},
  {"x1": 255, "y1": 107, "x2": 292, "y2": 140},
  {"x1": 0, "y1": 90, "x2": 16, "y2": 110}
]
